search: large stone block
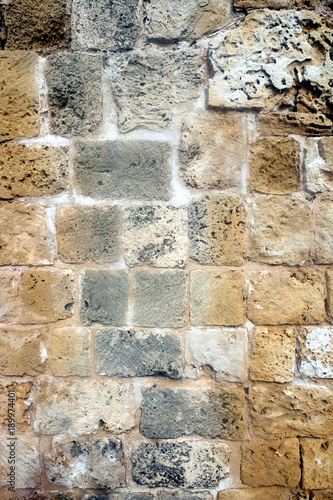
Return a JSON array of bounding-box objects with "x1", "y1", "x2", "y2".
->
[
  {"x1": 315, "y1": 197, "x2": 333, "y2": 263},
  {"x1": 0, "y1": 382, "x2": 32, "y2": 431},
  {"x1": 298, "y1": 327, "x2": 333, "y2": 378},
  {"x1": 305, "y1": 138, "x2": 333, "y2": 193},
  {"x1": 53, "y1": 327, "x2": 91, "y2": 377},
  {"x1": 0, "y1": 327, "x2": 47, "y2": 376},
  {"x1": 258, "y1": 112, "x2": 333, "y2": 136},
  {"x1": 0, "y1": 435, "x2": 40, "y2": 489},
  {"x1": 0, "y1": 270, "x2": 19, "y2": 323},
  {"x1": 73, "y1": 140, "x2": 172, "y2": 200},
  {"x1": 217, "y1": 488, "x2": 285, "y2": 500},
  {"x1": 301, "y1": 439, "x2": 333, "y2": 489}
]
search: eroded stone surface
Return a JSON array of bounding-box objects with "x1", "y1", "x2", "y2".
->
[
  {"x1": 0, "y1": 435, "x2": 40, "y2": 489},
  {"x1": 315, "y1": 197, "x2": 333, "y2": 263},
  {"x1": 0, "y1": 382, "x2": 32, "y2": 430},
  {"x1": 159, "y1": 492, "x2": 212, "y2": 500},
  {"x1": 0, "y1": 270, "x2": 19, "y2": 323},
  {"x1": 301, "y1": 439, "x2": 333, "y2": 489},
  {"x1": 326, "y1": 269, "x2": 333, "y2": 322},
  {"x1": 53, "y1": 327, "x2": 91, "y2": 377},
  {"x1": 305, "y1": 138, "x2": 333, "y2": 193},
  {"x1": 83, "y1": 495, "x2": 154, "y2": 500},
  {"x1": 0, "y1": 327, "x2": 47, "y2": 376},
  {"x1": 218, "y1": 488, "x2": 285, "y2": 500},
  {"x1": 235, "y1": 0, "x2": 318, "y2": 7},
  {"x1": 258, "y1": 112, "x2": 333, "y2": 136},
  {"x1": 298, "y1": 327, "x2": 333, "y2": 378}
]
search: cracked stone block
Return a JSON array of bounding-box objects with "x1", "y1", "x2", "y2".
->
[
  {"x1": 305, "y1": 138, "x2": 333, "y2": 193},
  {"x1": 301, "y1": 438, "x2": 333, "y2": 489},
  {"x1": 0, "y1": 270, "x2": 19, "y2": 323},
  {"x1": 298, "y1": 326, "x2": 333, "y2": 378},
  {"x1": 0, "y1": 327, "x2": 47, "y2": 376},
  {"x1": 0, "y1": 435, "x2": 40, "y2": 489},
  {"x1": 53, "y1": 327, "x2": 91, "y2": 377},
  {"x1": 0, "y1": 382, "x2": 32, "y2": 430},
  {"x1": 218, "y1": 488, "x2": 285, "y2": 500},
  {"x1": 315, "y1": 197, "x2": 333, "y2": 263},
  {"x1": 258, "y1": 112, "x2": 333, "y2": 136}
]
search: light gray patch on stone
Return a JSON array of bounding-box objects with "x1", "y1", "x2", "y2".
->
[
  {"x1": 305, "y1": 137, "x2": 333, "y2": 193},
  {"x1": 298, "y1": 326, "x2": 333, "y2": 378},
  {"x1": 83, "y1": 494, "x2": 154, "y2": 500},
  {"x1": 0, "y1": 435, "x2": 40, "y2": 489},
  {"x1": 158, "y1": 492, "x2": 213, "y2": 500}
]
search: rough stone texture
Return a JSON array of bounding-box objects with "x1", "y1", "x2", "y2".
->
[
  {"x1": 140, "y1": 387, "x2": 245, "y2": 439},
  {"x1": 52, "y1": 327, "x2": 91, "y2": 377},
  {"x1": 144, "y1": 0, "x2": 231, "y2": 40},
  {"x1": 74, "y1": 140, "x2": 173, "y2": 201},
  {"x1": 327, "y1": 269, "x2": 333, "y2": 322},
  {"x1": 133, "y1": 270, "x2": 186, "y2": 328},
  {"x1": 178, "y1": 111, "x2": 247, "y2": 190},
  {"x1": 250, "y1": 384, "x2": 333, "y2": 438},
  {"x1": 315, "y1": 197, "x2": 333, "y2": 263},
  {"x1": 57, "y1": 205, "x2": 121, "y2": 264},
  {"x1": 190, "y1": 270, "x2": 245, "y2": 326},
  {"x1": 298, "y1": 327, "x2": 333, "y2": 378},
  {"x1": 258, "y1": 112, "x2": 333, "y2": 136},
  {"x1": 301, "y1": 439, "x2": 333, "y2": 489},
  {"x1": 80, "y1": 270, "x2": 130, "y2": 326},
  {"x1": 95, "y1": 328, "x2": 182, "y2": 379},
  {"x1": 305, "y1": 138, "x2": 333, "y2": 193},
  {"x1": 217, "y1": 488, "x2": 285, "y2": 500},
  {"x1": 184, "y1": 328, "x2": 248, "y2": 382},
  {"x1": 123, "y1": 205, "x2": 187, "y2": 268},
  {"x1": 250, "y1": 196, "x2": 311, "y2": 264},
  {"x1": 250, "y1": 327, "x2": 296, "y2": 383},
  {"x1": 0, "y1": 327, "x2": 47, "y2": 376},
  {"x1": 0, "y1": 270, "x2": 19, "y2": 323},
  {"x1": 35, "y1": 379, "x2": 136, "y2": 435},
  {"x1": 249, "y1": 138, "x2": 300, "y2": 194},
  {"x1": 21, "y1": 269, "x2": 74, "y2": 324},
  {"x1": 83, "y1": 495, "x2": 155, "y2": 500},
  {"x1": 189, "y1": 195, "x2": 247, "y2": 266},
  {"x1": 235, "y1": 0, "x2": 318, "y2": 7},
  {"x1": 0, "y1": 52, "x2": 39, "y2": 140},
  {"x1": 4, "y1": 0, "x2": 68, "y2": 50},
  {"x1": 241, "y1": 439, "x2": 301, "y2": 487},
  {"x1": 46, "y1": 53, "x2": 103, "y2": 136},
  {"x1": 0, "y1": 382, "x2": 32, "y2": 430},
  {"x1": 109, "y1": 48, "x2": 205, "y2": 132},
  {"x1": 247, "y1": 269, "x2": 326, "y2": 325},
  {"x1": 0, "y1": 435, "x2": 40, "y2": 489},
  {"x1": 45, "y1": 436, "x2": 125, "y2": 489},
  {"x1": 312, "y1": 494, "x2": 333, "y2": 500},
  {"x1": 159, "y1": 492, "x2": 212, "y2": 500},
  {"x1": 132, "y1": 441, "x2": 230, "y2": 488},
  {"x1": 0, "y1": 201, "x2": 52, "y2": 265},
  {"x1": 0, "y1": 143, "x2": 68, "y2": 199}
]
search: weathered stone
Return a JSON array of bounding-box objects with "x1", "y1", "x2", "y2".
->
[
  {"x1": 123, "y1": 205, "x2": 187, "y2": 268},
  {"x1": 51, "y1": 495, "x2": 76, "y2": 500},
  {"x1": 305, "y1": 138, "x2": 333, "y2": 193},
  {"x1": 0, "y1": 270, "x2": 19, "y2": 322},
  {"x1": 80, "y1": 270, "x2": 130, "y2": 326},
  {"x1": 235, "y1": 0, "x2": 318, "y2": 7},
  {"x1": 144, "y1": 0, "x2": 231, "y2": 40},
  {"x1": 189, "y1": 195, "x2": 247, "y2": 266},
  {"x1": 0, "y1": 52, "x2": 39, "y2": 140},
  {"x1": 35, "y1": 379, "x2": 136, "y2": 435},
  {"x1": 315, "y1": 197, "x2": 333, "y2": 263},
  {"x1": 74, "y1": 140, "x2": 172, "y2": 200},
  {"x1": 190, "y1": 270, "x2": 245, "y2": 326},
  {"x1": 22, "y1": 269, "x2": 74, "y2": 324},
  {"x1": 241, "y1": 439, "x2": 301, "y2": 487},
  {"x1": 53, "y1": 327, "x2": 91, "y2": 377},
  {"x1": 327, "y1": 269, "x2": 333, "y2": 322},
  {"x1": 4, "y1": 0, "x2": 68, "y2": 50},
  {"x1": 250, "y1": 327, "x2": 296, "y2": 383},
  {"x1": 0, "y1": 382, "x2": 32, "y2": 430},
  {"x1": 0, "y1": 327, "x2": 47, "y2": 376},
  {"x1": 83, "y1": 495, "x2": 154, "y2": 500},
  {"x1": 140, "y1": 387, "x2": 245, "y2": 439},
  {"x1": 133, "y1": 270, "x2": 186, "y2": 327},
  {"x1": 108, "y1": 48, "x2": 205, "y2": 131},
  {"x1": 249, "y1": 138, "x2": 300, "y2": 194},
  {"x1": 0, "y1": 435, "x2": 40, "y2": 489},
  {"x1": 184, "y1": 328, "x2": 248, "y2": 382},
  {"x1": 57, "y1": 205, "x2": 121, "y2": 264},
  {"x1": 247, "y1": 269, "x2": 325, "y2": 325},
  {"x1": 46, "y1": 53, "x2": 103, "y2": 136},
  {"x1": 159, "y1": 492, "x2": 212, "y2": 500},
  {"x1": 250, "y1": 196, "x2": 311, "y2": 264},
  {"x1": 301, "y1": 439, "x2": 333, "y2": 489},
  {"x1": 298, "y1": 327, "x2": 333, "y2": 378},
  {"x1": 132, "y1": 441, "x2": 230, "y2": 488},
  {"x1": 312, "y1": 492, "x2": 333, "y2": 500},
  {"x1": 95, "y1": 328, "x2": 182, "y2": 379},
  {"x1": 0, "y1": 201, "x2": 52, "y2": 265},
  {"x1": 45, "y1": 436, "x2": 125, "y2": 489},
  {"x1": 250, "y1": 384, "x2": 333, "y2": 438},
  {"x1": 258, "y1": 112, "x2": 333, "y2": 136},
  {"x1": 217, "y1": 488, "x2": 285, "y2": 500}
]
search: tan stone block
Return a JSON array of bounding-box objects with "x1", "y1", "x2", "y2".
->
[
  {"x1": 22, "y1": 269, "x2": 74, "y2": 324},
  {"x1": 0, "y1": 52, "x2": 39, "y2": 140},
  {"x1": 218, "y1": 487, "x2": 285, "y2": 500},
  {"x1": 235, "y1": 0, "x2": 317, "y2": 7},
  {"x1": 250, "y1": 384, "x2": 333, "y2": 438},
  {"x1": 241, "y1": 439, "x2": 301, "y2": 487},
  {"x1": 315, "y1": 197, "x2": 333, "y2": 263},
  {"x1": 305, "y1": 137, "x2": 333, "y2": 193},
  {"x1": 190, "y1": 270, "x2": 245, "y2": 326},
  {"x1": 0, "y1": 327, "x2": 47, "y2": 376},
  {"x1": 0, "y1": 270, "x2": 19, "y2": 323},
  {"x1": 0, "y1": 143, "x2": 68, "y2": 199},
  {"x1": 178, "y1": 111, "x2": 246, "y2": 190},
  {"x1": 250, "y1": 327, "x2": 296, "y2": 383},
  {"x1": 247, "y1": 269, "x2": 325, "y2": 325},
  {"x1": 258, "y1": 112, "x2": 333, "y2": 136},
  {"x1": 301, "y1": 438, "x2": 333, "y2": 489},
  {"x1": 52, "y1": 327, "x2": 91, "y2": 377},
  {"x1": 298, "y1": 327, "x2": 333, "y2": 378},
  {"x1": 0, "y1": 382, "x2": 32, "y2": 431},
  {"x1": 0, "y1": 201, "x2": 52, "y2": 265},
  {"x1": 326, "y1": 269, "x2": 333, "y2": 322},
  {"x1": 312, "y1": 492, "x2": 333, "y2": 500},
  {"x1": 0, "y1": 435, "x2": 40, "y2": 489}
]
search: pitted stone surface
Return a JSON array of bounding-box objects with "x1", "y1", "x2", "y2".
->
[
  {"x1": 0, "y1": 327, "x2": 47, "y2": 376},
  {"x1": 305, "y1": 138, "x2": 333, "y2": 193},
  {"x1": 315, "y1": 197, "x2": 333, "y2": 263},
  {"x1": 301, "y1": 438, "x2": 333, "y2": 489},
  {"x1": 83, "y1": 495, "x2": 155, "y2": 500},
  {"x1": 53, "y1": 327, "x2": 91, "y2": 377},
  {"x1": 0, "y1": 435, "x2": 40, "y2": 489},
  {"x1": 218, "y1": 488, "x2": 285, "y2": 500},
  {"x1": 159, "y1": 492, "x2": 213, "y2": 500},
  {"x1": 298, "y1": 327, "x2": 333, "y2": 378},
  {"x1": 0, "y1": 382, "x2": 32, "y2": 430},
  {"x1": 258, "y1": 112, "x2": 333, "y2": 136},
  {"x1": 235, "y1": 0, "x2": 318, "y2": 7},
  {"x1": 0, "y1": 270, "x2": 19, "y2": 323}
]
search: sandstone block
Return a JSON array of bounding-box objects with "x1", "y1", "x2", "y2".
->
[
  {"x1": 327, "y1": 269, "x2": 333, "y2": 322},
  {"x1": 217, "y1": 488, "x2": 285, "y2": 500},
  {"x1": 235, "y1": 0, "x2": 318, "y2": 7},
  {"x1": 190, "y1": 270, "x2": 245, "y2": 326},
  {"x1": 250, "y1": 384, "x2": 333, "y2": 438},
  {"x1": 95, "y1": 328, "x2": 182, "y2": 379},
  {"x1": 250, "y1": 327, "x2": 296, "y2": 383},
  {"x1": 315, "y1": 197, "x2": 333, "y2": 263},
  {"x1": 133, "y1": 270, "x2": 186, "y2": 328},
  {"x1": 189, "y1": 195, "x2": 247, "y2": 266},
  {"x1": 57, "y1": 205, "x2": 121, "y2": 264},
  {"x1": 140, "y1": 387, "x2": 245, "y2": 439},
  {"x1": 312, "y1": 493, "x2": 333, "y2": 500},
  {"x1": 258, "y1": 112, "x2": 333, "y2": 136},
  {"x1": 0, "y1": 270, "x2": 19, "y2": 322},
  {"x1": 249, "y1": 138, "x2": 300, "y2": 194},
  {"x1": 305, "y1": 138, "x2": 333, "y2": 193},
  {"x1": 185, "y1": 328, "x2": 248, "y2": 382},
  {"x1": 241, "y1": 439, "x2": 301, "y2": 487},
  {"x1": 132, "y1": 441, "x2": 230, "y2": 488},
  {"x1": 53, "y1": 327, "x2": 91, "y2": 377},
  {"x1": 83, "y1": 495, "x2": 154, "y2": 500},
  {"x1": 109, "y1": 48, "x2": 204, "y2": 131},
  {"x1": 0, "y1": 201, "x2": 52, "y2": 265},
  {"x1": 35, "y1": 379, "x2": 136, "y2": 435},
  {"x1": 301, "y1": 439, "x2": 333, "y2": 489},
  {"x1": 0, "y1": 382, "x2": 32, "y2": 430},
  {"x1": 22, "y1": 269, "x2": 74, "y2": 324},
  {"x1": 80, "y1": 270, "x2": 130, "y2": 326},
  {"x1": 0, "y1": 327, "x2": 47, "y2": 376},
  {"x1": 74, "y1": 140, "x2": 173, "y2": 200},
  {"x1": 46, "y1": 53, "x2": 103, "y2": 136},
  {"x1": 123, "y1": 205, "x2": 187, "y2": 268},
  {"x1": 0, "y1": 435, "x2": 40, "y2": 489},
  {"x1": 159, "y1": 492, "x2": 212, "y2": 500},
  {"x1": 247, "y1": 269, "x2": 325, "y2": 325},
  {"x1": 45, "y1": 436, "x2": 125, "y2": 489},
  {"x1": 298, "y1": 327, "x2": 333, "y2": 378},
  {"x1": 0, "y1": 52, "x2": 39, "y2": 140}
]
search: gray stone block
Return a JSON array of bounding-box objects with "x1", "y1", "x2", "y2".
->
[{"x1": 158, "y1": 492, "x2": 213, "y2": 500}]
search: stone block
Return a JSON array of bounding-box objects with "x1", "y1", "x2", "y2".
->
[
  {"x1": 53, "y1": 327, "x2": 91, "y2": 377},
  {"x1": 315, "y1": 197, "x2": 333, "y2": 263},
  {"x1": 305, "y1": 138, "x2": 333, "y2": 193},
  {"x1": 0, "y1": 435, "x2": 40, "y2": 489},
  {"x1": 217, "y1": 488, "x2": 285, "y2": 500},
  {"x1": 301, "y1": 439, "x2": 333, "y2": 489},
  {"x1": 0, "y1": 327, "x2": 47, "y2": 376},
  {"x1": 0, "y1": 382, "x2": 32, "y2": 430},
  {"x1": 83, "y1": 495, "x2": 154, "y2": 500},
  {"x1": 258, "y1": 112, "x2": 333, "y2": 136},
  {"x1": 312, "y1": 493, "x2": 333, "y2": 500},
  {"x1": 235, "y1": 0, "x2": 318, "y2": 7},
  {"x1": 159, "y1": 493, "x2": 212, "y2": 500},
  {"x1": 298, "y1": 327, "x2": 333, "y2": 378},
  {"x1": 326, "y1": 269, "x2": 333, "y2": 322},
  {"x1": 0, "y1": 270, "x2": 19, "y2": 323}
]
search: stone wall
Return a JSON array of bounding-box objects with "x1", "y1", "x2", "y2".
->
[{"x1": 0, "y1": 0, "x2": 333, "y2": 498}]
